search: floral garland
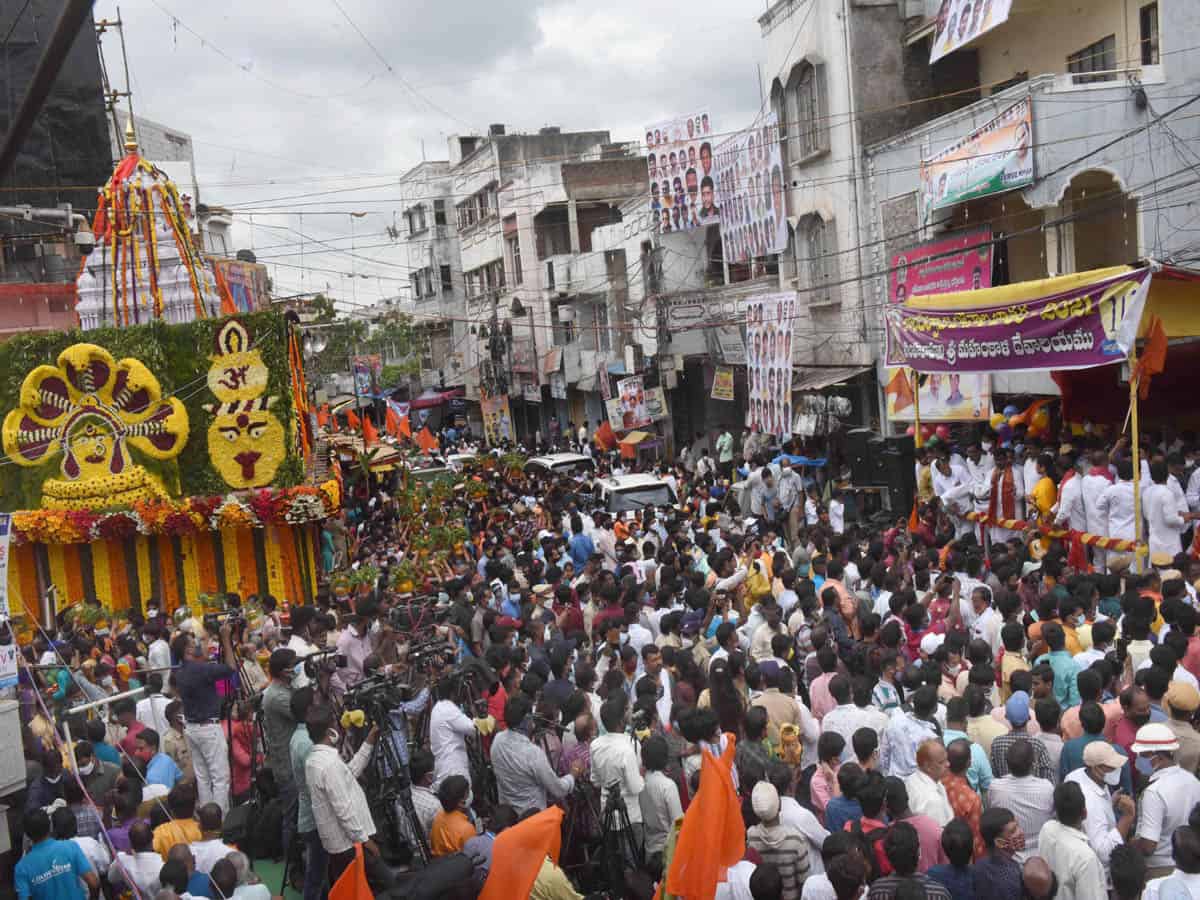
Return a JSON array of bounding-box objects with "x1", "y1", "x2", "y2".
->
[{"x1": 11, "y1": 480, "x2": 340, "y2": 545}]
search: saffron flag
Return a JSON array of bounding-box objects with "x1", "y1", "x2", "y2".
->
[
  {"x1": 345, "y1": 410, "x2": 361, "y2": 431},
  {"x1": 1135, "y1": 313, "x2": 1167, "y2": 400},
  {"x1": 317, "y1": 405, "x2": 329, "y2": 427},
  {"x1": 328, "y1": 843, "x2": 372, "y2": 900},
  {"x1": 665, "y1": 734, "x2": 745, "y2": 897},
  {"x1": 415, "y1": 426, "x2": 438, "y2": 454},
  {"x1": 595, "y1": 419, "x2": 617, "y2": 451},
  {"x1": 384, "y1": 406, "x2": 400, "y2": 437},
  {"x1": 885, "y1": 368, "x2": 914, "y2": 414},
  {"x1": 397, "y1": 414, "x2": 412, "y2": 439},
  {"x1": 362, "y1": 417, "x2": 379, "y2": 447},
  {"x1": 479, "y1": 807, "x2": 563, "y2": 900},
  {"x1": 908, "y1": 500, "x2": 920, "y2": 533}
]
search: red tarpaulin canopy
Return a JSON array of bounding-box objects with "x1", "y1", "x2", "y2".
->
[
  {"x1": 1053, "y1": 340, "x2": 1200, "y2": 425},
  {"x1": 409, "y1": 388, "x2": 464, "y2": 409}
]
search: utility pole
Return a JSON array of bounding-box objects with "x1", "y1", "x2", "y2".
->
[{"x1": 0, "y1": 0, "x2": 97, "y2": 181}]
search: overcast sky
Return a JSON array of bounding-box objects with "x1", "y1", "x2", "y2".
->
[{"x1": 92, "y1": 0, "x2": 767, "y2": 310}]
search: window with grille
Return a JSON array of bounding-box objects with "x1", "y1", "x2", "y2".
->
[
  {"x1": 1067, "y1": 34, "x2": 1117, "y2": 84},
  {"x1": 800, "y1": 215, "x2": 835, "y2": 304},
  {"x1": 788, "y1": 63, "x2": 828, "y2": 160},
  {"x1": 507, "y1": 235, "x2": 523, "y2": 286},
  {"x1": 440, "y1": 265, "x2": 452, "y2": 292},
  {"x1": 434, "y1": 199, "x2": 447, "y2": 226},
  {"x1": 1140, "y1": 3, "x2": 1159, "y2": 65}
]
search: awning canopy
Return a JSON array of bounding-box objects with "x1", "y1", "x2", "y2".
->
[
  {"x1": 791, "y1": 366, "x2": 872, "y2": 393},
  {"x1": 1142, "y1": 265, "x2": 1200, "y2": 337},
  {"x1": 328, "y1": 394, "x2": 358, "y2": 414},
  {"x1": 410, "y1": 388, "x2": 464, "y2": 409}
]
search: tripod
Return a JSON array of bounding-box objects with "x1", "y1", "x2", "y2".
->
[
  {"x1": 600, "y1": 783, "x2": 644, "y2": 895},
  {"x1": 365, "y1": 707, "x2": 432, "y2": 867}
]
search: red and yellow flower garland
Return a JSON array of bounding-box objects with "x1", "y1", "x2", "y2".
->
[{"x1": 11, "y1": 480, "x2": 339, "y2": 545}]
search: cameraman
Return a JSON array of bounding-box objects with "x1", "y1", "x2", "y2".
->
[
  {"x1": 262, "y1": 649, "x2": 299, "y2": 864},
  {"x1": 590, "y1": 697, "x2": 645, "y2": 849},
  {"x1": 491, "y1": 694, "x2": 581, "y2": 812},
  {"x1": 286, "y1": 607, "x2": 324, "y2": 689},
  {"x1": 429, "y1": 677, "x2": 492, "y2": 790},
  {"x1": 334, "y1": 602, "x2": 389, "y2": 695},
  {"x1": 361, "y1": 654, "x2": 429, "y2": 777},
  {"x1": 171, "y1": 624, "x2": 238, "y2": 814}
]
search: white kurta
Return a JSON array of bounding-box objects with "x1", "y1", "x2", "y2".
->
[
  {"x1": 1096, "y1": 480, "x2": 1137, "y2": 543},
  {"x1": 1144, "y1": 482, "x2": 1186, "y2": 557},
  {"x1": 1054, "y1": 472, "x2": 1087, "y2": 532}
]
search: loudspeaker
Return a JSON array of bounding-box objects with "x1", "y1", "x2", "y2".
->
[
  {"x1": 868, "y1": 436, "x2": 889, "y2": 483},
  {"x1": 880, "y1": 437, "x2": 917, "y2": 514},
  {"x1": 845, "y1": 428, "x2": 877, "y2": 485}
]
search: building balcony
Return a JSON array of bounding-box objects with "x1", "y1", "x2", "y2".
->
[{"x1": 542, "y1": 251, "x2": 609, "y2": 297}]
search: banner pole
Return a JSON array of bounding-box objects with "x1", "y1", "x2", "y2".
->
[
  {"x1": 912, "y1": 368, "x2": 923, "y2": 449},
  {"x1": 1129, "y1": 349, "x2": 1143, "y2": 574}
]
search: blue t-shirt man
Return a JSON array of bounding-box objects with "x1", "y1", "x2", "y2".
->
[
  {"x1": 145, "y1": 751, "x2": 183, "y2": 789},
  {"x1": 568, "y1": 530, "x2": 595, "y2": 569},
  {"x1": 15, "y1": 836, "x2": 93, "y2": 900}
]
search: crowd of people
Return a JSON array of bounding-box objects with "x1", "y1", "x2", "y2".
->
[{"x1": 11, "y1": 421, "x2": 1200, "y2": 900}]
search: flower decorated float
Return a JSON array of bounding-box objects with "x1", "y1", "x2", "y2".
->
[{"x1": 0, "y1": 128, "x2": 333, "y2": 625}]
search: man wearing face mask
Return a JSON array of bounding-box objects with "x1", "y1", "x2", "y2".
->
[
  {"x1": 1133, "y1": 723, "x2": 1200, "y2": 878},
  {"x1": 136, "y1": 729, "x2": 183, "y2": 789},
  {"x1": 73, "y1": 741, "x2": 120, "y2": 800},
  {"x1": 25, "y1": 749, "x2": 65, "y2": 813},
  {"x1": 1060, "y1": 740, "x2": 1135, "y2": 884},
  {"x1": 303, "y1": 704, "x2": 390, "y2": 891},
  {"x1": 972, "y1": 807, "x2": 1026, "y2": 900}
]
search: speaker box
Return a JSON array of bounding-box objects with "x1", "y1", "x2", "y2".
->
[
  {"x1": 880, "y1": 437, "x2": 917, "y2": 514},
  {"x1": 845, "y1": 428, "x2": 877, "y2": 485}
]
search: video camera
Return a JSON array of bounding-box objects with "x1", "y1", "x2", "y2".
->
[
  {"x1": 203, "y1": 607, "x2": 246, "y2": 634},
  {"x1": 406, "y1": 638, "x2": 457, "y2": 670},
  {"x1": 302, "y1": 647, "x2": 348, "y2": 680},
  {"x1": 343, "y1": 671, "x2": 417, "y2": 725}
]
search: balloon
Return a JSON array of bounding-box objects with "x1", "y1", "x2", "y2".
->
[
  {"x1": 935, "y1": 425, "x2": 951, "y2": 440},
  {"x1": 1009, "y1": 415, "x2": 1022, "y2": 427},
  {"x1": 1031, "y1": 408, "x2": 1051, "y2": 431},
  {"x1": 989, "y1": 412, "x2": 1006, "y2": 430},
  {"x1": 922, "y1": 424, "x2": 936, "y2": 438},
  {"x1": 1069, "y1": 423, "x2": 1086, "y2": 437},
  {"x1": 905, "y1": 426, "x2": 915, "y2": 436},
  {"x1": 925, "y1": 435, "x2": 940, "y2": 446},
  {"x1": 997, "y1": 424, "x2": 1013, "y2": 441},
  {"x1": 1003, "y1": 405, "x2": 1019, "y2": 417}
]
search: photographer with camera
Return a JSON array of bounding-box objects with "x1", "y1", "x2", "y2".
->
[
  {"x1": 286, "y1": 607, "x2": 325, "y2": 689},
  {"x1": 334, "y1": 601, "x2": 392, "y2": 696},
  {"x1": 491, "y1": 693, "x2": 581, "y2": 812},
  {"x1": 358, "y1": 653, "x2": 430, "y2": 778},
  {"x1": 172, "y1": 623, "x2": 239, "y2": 814},
  {"x1": 262, "y1": 648, "x2": 299, "y2": 867},
  {"x1": 429, "y1": 676, "x2": 493, "y2": 790},
  {"x1": 590, "y1": 696, "x2": 645, "y2": 851}
]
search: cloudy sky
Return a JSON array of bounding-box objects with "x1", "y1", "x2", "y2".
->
[{"x1": 93, "y1": 0, "x2": 768, "y2": 311}]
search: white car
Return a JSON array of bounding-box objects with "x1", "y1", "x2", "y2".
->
[
  {"x1": 524, "y1": 453, "x2": 596, "y2": 479},
  {"x1": 596, "y1": 473, "x2": 677, "y2": 513}
]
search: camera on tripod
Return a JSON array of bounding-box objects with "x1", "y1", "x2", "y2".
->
[
  {"x1": 407, "y1": 639, "x2": 456, "y2": 670},
  {"x1": 203, "y1": 607, "x2": 245, "y2": 634},
  {"x1": 343, "y1": 672, "x2": 415, "y2": 723},
  {"x1": 302, "y1": 647, "x2": 348, "y2": 680}
]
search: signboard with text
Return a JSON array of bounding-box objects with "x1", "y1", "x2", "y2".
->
[{"x1": 890, "y1": 229, "x2": 993, "y2": 304}]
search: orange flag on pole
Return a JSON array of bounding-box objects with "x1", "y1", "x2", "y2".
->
[
  {"x1": 415, "y1": 426, "x2": 438, "y2": 454},
  {"x1": 385, "y1": 406, "x2": 400, "y2": 437},
  {"x1": 1135, "y1": 313, "x2": 1168, "y2": 400},
  {"x1": 885, "y1": 368, "x2": 914, "y2": 414},
  {"x1": 362, "y1": 416, "x2": 379, "y2": 447},
  {"x1": 665, "y1": 734, "x2": 745, "y2": 897},
  {"x1": 479, "y1": 807, "x2": 563, "y2": 900},
  {"x1": 397, "y1": 414, "x2": 412, "y2": 440},
  {"x1": 345, "y1": 409, "x2": 361, "y2": 431},
  {"x1": 908, "y1": 499, "x2": 920, "y2": 533},
  {"x1": 328, "y1": 843, "x2": 372, "y2": 900}
]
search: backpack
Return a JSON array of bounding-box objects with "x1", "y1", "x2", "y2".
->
[{"x1": 849, "y1": 819, "x2": 893, "y2": 880}]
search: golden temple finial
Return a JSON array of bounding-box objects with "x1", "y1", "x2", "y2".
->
[{"x1": 123, "y1": 117, "x2": 138, "y2": 153}]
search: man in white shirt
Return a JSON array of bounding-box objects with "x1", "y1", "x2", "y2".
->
[
  {"x1": 1145, "y1": 461, "x2": 1191, "y2": 558},
  {"x1": 1054, "y1": 457, "x2": 1087, "y2": 533},
  {"x1": 136, "y1": 673, "x2": 171, "y2": 735},
  {"x1": 828, "y1": 492, "x2": 845, "y2": 535},
  {"x1": 1096, "y1": 460, "x2": 1139, "y2": 563},
  {"x1": 110, "y1": 821, "x2": 161, "y2": 899},
  {"x1": 932, "y1": 454, "x2": 974, "y2": 539},
  {"x1": 970, "y1": 586, "x2": 1003, "y2": 658},
  {"x1": 1143, "y1": 824, "x2": 1200, "y2": 900},
  {"x1": 1038, "y1": 781, "x2": 1107, "y2": 900},
  {"x1": 963, "y1": 443, "x2": 994, "y2": 486},
  {"x1": 638, "y1": 735, "x2": 683, "y2": 857},
  {"x1": 285, "y1": 607, "x2": 323, "y2": 689},
  {"x1": 1133, "y1": 723, "x2": 1200, "y2": 878},
  {"x1": 304, "y1": 707, "x2": 386, "y2": 889},
  {"x1": 904, "y1": 739, "x2": 954, "y2": 826},
  {"x1": 1064, "y1": 742, "x2": 1136, "y2": 884},
  {"x1": 146, "y1": 623, "x2": 173, "y2": 676},
  {"x1": 1081, "y1": 450, "x2": 1116, "y2": 571},
  {"x1": 777, "y1": 459, "x2": 805, "y2": 545},
  {"x1": 429, "y1": 680, "x2": 486, "y2": 789},
  {"x1": 592, "y1": 699, "x2": 645, "y2": 846},
  {"x1": 189, "y1": 804, "x2": 235, "y2": 874}
]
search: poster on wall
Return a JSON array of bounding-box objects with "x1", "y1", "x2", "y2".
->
[
  {"x1": 522, "y1": 382, "x2": 541, "y2": 403},
  {"x1": 890, "y1": 229, "x2": 993, "y2": 303},
  {"x1": 351, "y1": 355, "x2": 382, "y2": 397},
  {"x1": 921, "y1": 97, "x2": 1033, "y2": 215},
  {"x1": 884, "y1": 368, "x2": 992, "y2": 421},
  {"x1": 644, "y1": 387, "x2": 668, "y2": 421},
  {"x1": 616, "y1": 376, "x2": 651, "y2": 429},
  {"x1": 549, "y1": 372, "x2": 567, "y2": 400},
  {"x1": 930, "y1": 0, "x2": 1013, "y2": 64},
  {"x1": 744, "y1": 292, "x2": 795, "y2": 438},
  {"x1": 711, "y1": 366, "x2": 735, "y2": 401},
  {"x1": 646, "y1": 112, "x2": 718, "y2": 235},
  {"x1": 481, "y1": 394, "x2": 514, "y2": 446},
  {"x1": 715, "y1": 112, "x2": 787, "y2": 264},
  {"x1": 0, "y1": 642, "x2": 16, "y2": 689}
]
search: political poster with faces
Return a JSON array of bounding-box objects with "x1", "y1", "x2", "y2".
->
[
  {"x1": 715, "y1": 113, "x2": 788, "y2": 264},
  {"x1": 645, "y1": 112, "x2": 719, "y2": 235},
  {"x1": 744, "y1": 292, "x2": 795, "y2": 438}
]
